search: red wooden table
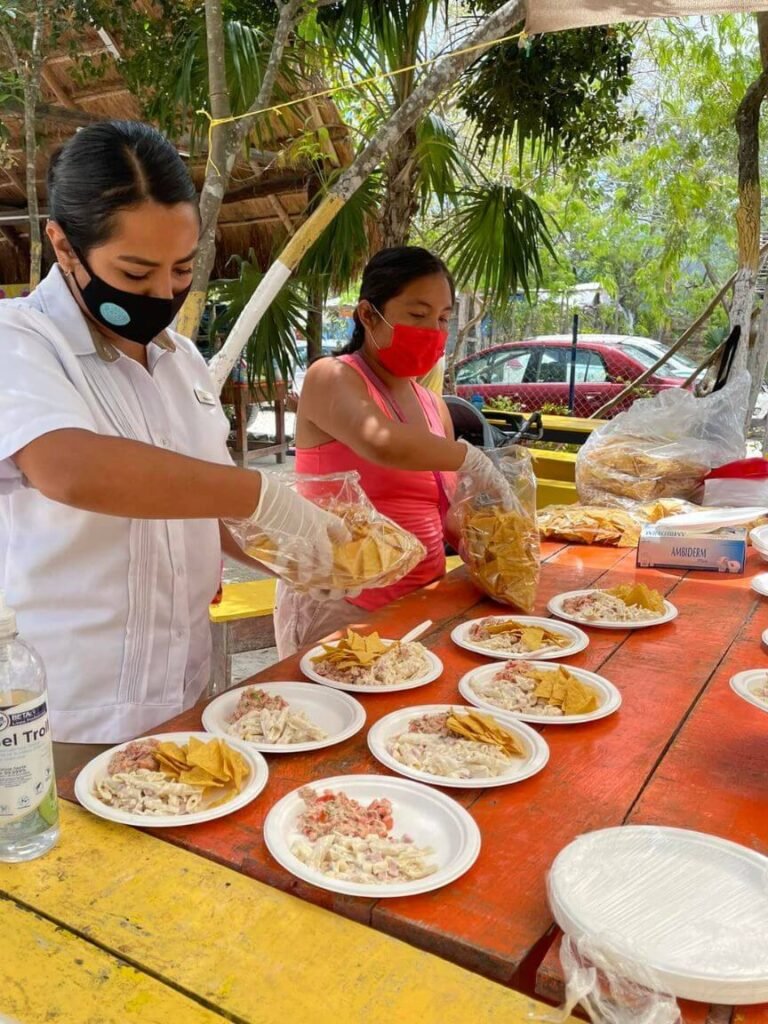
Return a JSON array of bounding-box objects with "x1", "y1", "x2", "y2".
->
[{"x1": 62, "y1": 542, "x2": 768, "y2": 1018}]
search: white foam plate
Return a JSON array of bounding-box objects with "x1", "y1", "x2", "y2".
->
[
  {"x1": 202, "y1": 682, "x2": 366, "y2": 753},
  {"x1": 299, "y1": 641, "x2": 443, "y2": 693},
  {"x1": 264, "y1": 774, "x2": 481, "y2": 898},
  {"x1": 550, "y1": 825, "x2": 768, "y2": 1003},
  {"x1": 751, "y1": 573, "x2": 768, "y2": 598},
  {"x1": 366, "y1": 704, "x2": 549, "y2": 789},
  {"x1": 548, "y1": 590, "x2": 678, "y2": 630},
  {"x1": 656, "y1": 507, "x2": 768, "y2": 532},
  {"x1": 450, "y1": 616, "x2": 589, "y2": 661},
  {"x1": 74, "y1": 731, "x2": 268, "y2": 828},
  {"x1": 730, "y1": 669, "x2": 768, "y2": 715},
  {"x1": 458, "y1": 662, "x2": 621, "y2": 725},
  {"x1": 750, "y1": 525, "x2": 768, "y2": 558}
]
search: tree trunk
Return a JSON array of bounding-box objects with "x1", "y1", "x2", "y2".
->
[
  {"x1": 177, "y1": 0, "x2": 306, "y2": 342},
  {"x1": 177, "y1": 0, "x2": 234, "y2": 340},
  {"x1": 208, "y1": 0, "x2": 526, "y2": 393},
  {"x1": 380, "y1": 128, "x2": 420, "y2": 248},
  {"x1": 731, "y1": 15, "x2": 768, "y2": 374},
  {"x1": 22, "y1": 2, "x2": 44, "y2": 288},
  {"x1": 445, "y1": 293, "x2": 485, "y2": 394}
]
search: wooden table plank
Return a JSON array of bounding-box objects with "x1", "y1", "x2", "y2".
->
[
  {"x1": 0, "y1": 802, "x2": 577, "y2": 1024},
  {"x1": 0, "y1": 898, "x2": 226, "y2": 1024}
]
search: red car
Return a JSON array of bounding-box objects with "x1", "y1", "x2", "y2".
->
[{"x1": 454, "y1": 334, "x2": 696, "y2": 418}]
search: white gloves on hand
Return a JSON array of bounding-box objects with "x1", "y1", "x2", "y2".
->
[
  {"x1": 457, "y1": 440, "x2": 514, "y2": 508},
  {"x1": 232, "y1": 472, "x2": 355, "y2": 597}
]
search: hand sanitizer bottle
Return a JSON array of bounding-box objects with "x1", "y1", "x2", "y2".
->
[{"x1": 0, "y1": 592, "x2": 59, "y2": 861}]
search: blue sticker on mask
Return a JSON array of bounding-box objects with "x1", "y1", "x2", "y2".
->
[{"x1": 100, "y1": 302, "x2": 131, "y2": 326}]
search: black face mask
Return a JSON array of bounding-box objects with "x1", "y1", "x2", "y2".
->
[{"x1": 70, "y1": 252, "x2": 190, "y2": 346}]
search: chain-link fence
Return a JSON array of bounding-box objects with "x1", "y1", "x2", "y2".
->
[{"x1": 453, "y1": 336, "x2": 692, "y2": 421}]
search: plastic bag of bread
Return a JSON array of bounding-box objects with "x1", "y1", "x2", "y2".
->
[
  {"x1": 576, "y1": 373, "x2": 749, "y2": 509},
  {"x1": 228, "y1": 471, "x2": 426, "y2": 594},
  {"x1": 453, "y1": 445, "x2": 540, "y2": 611}
]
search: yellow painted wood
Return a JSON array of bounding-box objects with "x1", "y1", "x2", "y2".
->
[
  {"x1": 0, "y1": 802, "x2": 576, "y2": 1024},
  {"x1": 536, "y1": 479, "x2": 579, "y2": 508},
  {"x1": 0, "y1": 899, "x2": 224, "y2": 1024},
  {"x1": 445, "y1": 554, "x2": 463, "y2": 572},
  {"x1": 209, "y1": 578, "x2": 276, "y2": 623}
]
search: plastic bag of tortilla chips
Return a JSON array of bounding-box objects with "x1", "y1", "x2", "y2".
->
[{"x1": 453, "y1": 445, "x2": 540, "y2": 612}]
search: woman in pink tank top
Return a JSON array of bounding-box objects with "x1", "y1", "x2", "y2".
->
[{"x1": 274, "y1": 246, "x2": 505, "y2": 657}]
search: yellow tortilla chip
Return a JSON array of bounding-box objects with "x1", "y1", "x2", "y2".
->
[
  {"x1": 311, "y1": 629, "x2": 391, "y2": 669},
  {"x1": 531, "y1": 667, "x2": 600, "y2": 715},
  {"x1": 607, "y1": 583, "x2": 664, "y2": 614}
]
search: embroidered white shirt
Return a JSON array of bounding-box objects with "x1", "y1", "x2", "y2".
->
[{"x1": 0, "y1": 266, "x2": 232, "y2": 742}]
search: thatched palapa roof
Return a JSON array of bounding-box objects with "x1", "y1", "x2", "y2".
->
[{"x1": 0, "y1": 13, "x2": 353, "y2": 286}]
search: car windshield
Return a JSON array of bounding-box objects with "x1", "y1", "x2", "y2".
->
[{"x1": 617, "y1": 342, "x2": 695, "y2": 379}]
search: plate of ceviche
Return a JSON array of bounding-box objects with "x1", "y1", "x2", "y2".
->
[
  {"x1": 75, "y1": 732, "x2": 268, "y2": 828},
  {"x1": 300, "y1": 629, "x2": 442, "y2": 693},
  {"x1": 729, "y1": 670, "x2": 768, "y2": 715},
  {"x1": 263, "y1": 775, "x2": 481, "y2": 898},
  {"x1": 202, "y1": 682, "x2": 366, "y2": 753},
  {"x1": 451, "y1": 615, "x2": 589, "y2": 661},
  {"x1": 458, "y1": 661, "x2": 621, "y2": 725},
  {"x1": 548, "y1": 584, "x2": 677, "y2": 630},
  {"x1": 367, "y1": 705, "x2": 548, "y2": 788}
]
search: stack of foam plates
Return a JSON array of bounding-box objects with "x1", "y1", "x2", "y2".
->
[
  {"x1": 750, "y1": 525, "x2": 768, "y2": 563},
  {"x1": 549, "y1": 826, "x2": 768, "y2": 1003}
]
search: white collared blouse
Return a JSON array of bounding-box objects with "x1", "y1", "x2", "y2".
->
[{"x1": 0, "y1": 265, "x2": 232, "y2": 743}]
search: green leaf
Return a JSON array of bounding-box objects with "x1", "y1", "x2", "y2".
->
[
  {"x1": 438, "y1": 183, "x2": 555, "y2": 307},
  {"x1": 209, "y1": 251, "x2": 306, "y2": 393}
]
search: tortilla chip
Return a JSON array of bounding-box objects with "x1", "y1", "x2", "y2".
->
[
  {"x1": 532, "y1": 667, "x2": 600, "y2": 715},
  {"x1": 311, "y1": 629, "x2": 391, "y2": 669},
  {"x1": 607, "y1": 583, "x2": 664, "y2": 614}
]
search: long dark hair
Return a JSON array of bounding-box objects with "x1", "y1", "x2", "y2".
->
[
  {"x1": 47, "y1": 120, "x2": 197, "y2": 255},
  {"x1": 337, "y1": 246, "x2": 455, "y2": 355}
]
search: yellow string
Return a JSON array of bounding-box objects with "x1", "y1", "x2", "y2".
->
[{"x1": 198, "y1": 28, "x2": 527, "y2": 175}]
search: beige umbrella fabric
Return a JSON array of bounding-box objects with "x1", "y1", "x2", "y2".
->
[{"x1": 525, "y1": 0, "x2": 768, "y2": 34}]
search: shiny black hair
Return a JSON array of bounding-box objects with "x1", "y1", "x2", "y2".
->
[
  {"x1": 47, "y1": 120, "x2": 197, "y2": 255},
  {"x1": 338, "y1": 246, "x2": 455, "y2": 354}
]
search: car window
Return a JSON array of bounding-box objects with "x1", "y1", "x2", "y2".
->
[
  {"x1": 619, "y1": 343, "x2": 695, "y2": 379},
  {"x1": 456, "y1": 352, "x2": 495, "y2": 385},
  {"x1": 538, "y1": 348, "x2": 568, "y2": 383},
  {"x1": 582, "y1": 351, "x2": 608, "y2": 382},
  {"x1": 494, "y1": 348, "x2": 533, "y2": 384}
]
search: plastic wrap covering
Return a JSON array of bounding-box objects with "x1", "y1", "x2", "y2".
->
[
  {"x1": 537, "y1": 499, "x2": 700, "y2": 549},
  {"x1": 453, "y1": 446, "x2": 540, "y2": 612},
  {"x1": 227, "y1": 471, "x2": 426, "y2": 595},
  {"x1": 576, "y1": 373, "x2": 749, "y2": 509},
  {"x1": 545, "y1": 825, "x2": 768, "y2": 1017}
]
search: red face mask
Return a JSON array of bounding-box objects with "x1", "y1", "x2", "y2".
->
[{"x1": 369, "y1": 306, "x2": 448, "y2": 378}]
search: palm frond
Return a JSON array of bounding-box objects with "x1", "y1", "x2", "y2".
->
[
  {"x1": 297, "y1": 172, "x2": 383, "y2": 297},
  {"x1": 414, "y1": 113, "x2": 472, "y2": 209},
  {"x1": 209, "y1": 251, "x2": 306, "y2": 392},
  {"x1": 438, "y1": 183, "x2": 556, "y2": 307}
]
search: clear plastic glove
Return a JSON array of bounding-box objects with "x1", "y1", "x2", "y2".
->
[
  {"x1": 227, "y1": 473, "x2": 355, "y2": 597},
  {"x1": 457, "y1": 440, "x2": 514, "y2": 508}
]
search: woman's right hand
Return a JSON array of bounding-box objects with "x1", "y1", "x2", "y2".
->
[
  {"x1": 228, "y1": 473, "x2": 355, "y2": 596},
  {"x1": 457, "y1": 441, "x2": 514, "y2": 508}
]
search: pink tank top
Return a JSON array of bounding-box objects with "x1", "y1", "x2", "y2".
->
[{"x1": 296, "y1": 354, "x2": 452, "y2": 611}]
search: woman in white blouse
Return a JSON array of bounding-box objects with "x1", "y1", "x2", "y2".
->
[{"x1": 0, "y1": 120, "x2": 345, "y2": 773}]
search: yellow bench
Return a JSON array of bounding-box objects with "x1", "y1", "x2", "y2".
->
[{"x1": 209, "y1": 579, "x2": 277, "y2": 694}]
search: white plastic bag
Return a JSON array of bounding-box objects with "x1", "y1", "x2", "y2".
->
[{"x1": 576, "y1": 373, "x2": 750, "y2": 509}]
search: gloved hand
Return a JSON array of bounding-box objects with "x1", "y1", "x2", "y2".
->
[
  {"x1": 457, "y1": 440, "x2": 514, "y2": 508},
  {"x1": 227, "y1": 473, "x2": 356, "y2": 597}
]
